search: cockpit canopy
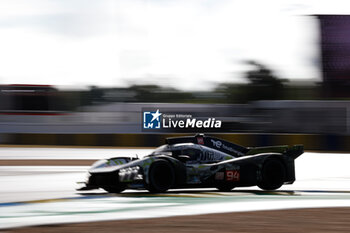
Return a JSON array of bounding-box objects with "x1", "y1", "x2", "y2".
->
[{"x1": 150, "y1": 143, "x2": 233, "y2": 163}]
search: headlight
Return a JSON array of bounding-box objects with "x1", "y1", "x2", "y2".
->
[
  {"x1": 118, "y1": 166, "x2": 142, "y2": 182},
  {"x1": 119, "y1": 166, "x2": 140, "y2": 173}
]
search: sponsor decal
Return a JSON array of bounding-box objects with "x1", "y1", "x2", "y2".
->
[
  {"x1": 226, "y1": 170, "x2": 240, "y2": 181},
  {"x1": 215, "y1": 172, "x2": 224, "y2": 180},
  {"x1": 210, "y1": 139, "x2": 240, "y2": 154},
  {"x1": 211, "y1": 139, "x2": 222, "y2": 148},
  {"x1": 197, "y1": 137, "x2": 204, "y2": 145}
]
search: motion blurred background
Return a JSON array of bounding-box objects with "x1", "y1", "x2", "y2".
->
[{"x1": 1, "y1": 0, "x2": 350, "y2": 151}]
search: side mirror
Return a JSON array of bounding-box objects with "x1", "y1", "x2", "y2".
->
[{"x1": 177, "y1": 155, "x2": 190, "y2": 162}]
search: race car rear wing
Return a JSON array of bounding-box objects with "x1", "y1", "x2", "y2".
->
[{"x1": 165, "y1": 134, "x2": 249, "y2": 156}]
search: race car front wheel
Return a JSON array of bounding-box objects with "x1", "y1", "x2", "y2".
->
[
  {"x1": 258, "y1": 159, "x2": 286, "y2": 191},
  {"x1": 148, "y1": 159, "x2": 175, "y2": 193},
  {"x1": 103, "y1": 184, "x2": 126, "y2": 193}
]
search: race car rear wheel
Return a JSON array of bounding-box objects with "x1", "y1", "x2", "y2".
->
[
  {"x1": 258, "y1": 159, "x2": 286, "y2": 190},
  {"x1": 148, "y1": 159, "x2": 175, "y2": 193},
  {"x1": 216, "y1": 184, "x2": 235, "y2": 192}
]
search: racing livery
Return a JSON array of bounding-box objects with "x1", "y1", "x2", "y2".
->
[{"x1": 78, "y1": 134, "x2": 303, "y2": 193}]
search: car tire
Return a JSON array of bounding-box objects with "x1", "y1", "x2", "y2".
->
[
  {"x1": 216, "y1": 184, "x2": 235, "y2": 192},
  {"x1": 258, "y1": 159, "x2": 286, "y2": 191},
  {"x1": 148, "y1": 159, "x2": 175, "y2": 193},
  {"x1": 103, "y1": 185, "x2": 126, "y2": 193}
]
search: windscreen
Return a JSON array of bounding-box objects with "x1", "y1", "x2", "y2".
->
[{"x1": 151, "y1": 145, "x2": 173, "y2": 156}]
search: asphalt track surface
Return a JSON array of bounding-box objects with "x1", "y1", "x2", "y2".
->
[{"x1": 1, "y1": 147, "x2": 350, "y2": 230}]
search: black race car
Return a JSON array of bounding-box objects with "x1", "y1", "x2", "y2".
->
[{"x1": 78, "y1": 134, "x2": 303, "y2": 193}]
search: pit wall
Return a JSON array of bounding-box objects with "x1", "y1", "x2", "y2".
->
[{"x1": 1, "y1": 133, "x2": 349, "y2": 152}]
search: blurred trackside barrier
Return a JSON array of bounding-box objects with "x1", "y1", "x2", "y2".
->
[{"x1": 1, "y1": 133, "x2": 350, "y2": 152}]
